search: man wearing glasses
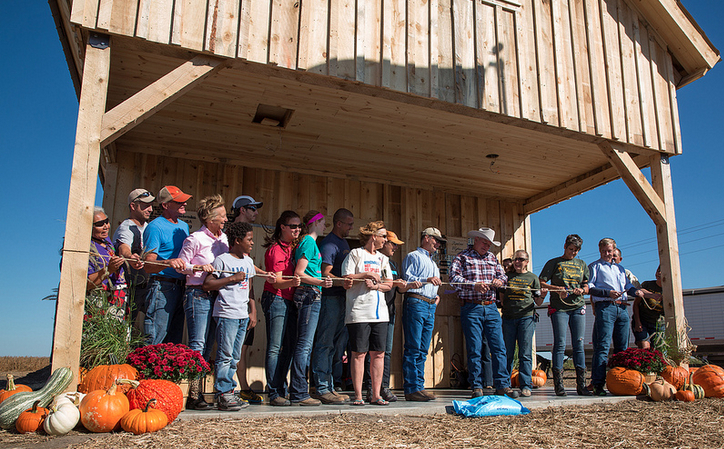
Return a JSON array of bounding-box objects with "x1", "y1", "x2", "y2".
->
[
  {"x1": 142, "y1": 185, "x2": 192, "y2": 345},
  {"x1": 114, "y1": 189, "x2": 155, "y2": 325},
  {"x1": 232, "y1": 195, "x2": 263, "y2": 223},
  {"x1": 310, "y1": 208, "x2": 355, "y2": 404},
  {"x1": 401, "y1": 227, "x2": 445, "y2": 401}
]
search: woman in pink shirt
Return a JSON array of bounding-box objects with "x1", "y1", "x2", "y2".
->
[{"x1": 177, "y1": 194, "x2": 228, "y2": 409}]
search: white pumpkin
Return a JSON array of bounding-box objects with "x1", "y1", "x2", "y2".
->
[
  {"x1": 53, "y1": 392, "x2": 85, "y2": 408},
  {"x1": 43, "y1": 403, "x2": 81, "y2": 435}
]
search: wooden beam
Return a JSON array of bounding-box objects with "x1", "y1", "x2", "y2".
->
[
  {"x1": 52, "y1": 34, "x2": 112, "y2": 389},
  {"x1": 599, "y1": 141, "x2": 666, "y2": 226},
  {"x1": 649, "y1": 153, "x2": 686, "y2": 353},
  {"x1": 100, "y1": 55, "x2": 226, "y2": 147}
]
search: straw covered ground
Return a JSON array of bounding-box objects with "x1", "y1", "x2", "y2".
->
[{"x1": 2, "y1": 399, "x2": 723, "y2": 449}]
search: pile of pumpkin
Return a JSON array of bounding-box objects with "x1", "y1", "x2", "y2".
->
[
  {"x1": 510, "y1": 367, "x2": 548, "y2": 388},
  {"x1": 606, "y1": 364, "x2": 724, "y2": 401},
  {"x1": 0, "y1": 364, "x2": 184, "y2": 435}
]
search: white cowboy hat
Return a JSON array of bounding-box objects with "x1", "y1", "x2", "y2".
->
[{"x1": 467, "y1": 227, "x2": 501, "y2": 246}]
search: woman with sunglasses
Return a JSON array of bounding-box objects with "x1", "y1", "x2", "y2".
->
[
  {"x1": 288, "y1": 210, "x2": 333, "y2": 405},
  {"x1": 342, "y1": 221, "x2": 393, "y2": 405},
  {"x1": 501, "y1": 250, "x2": 542, "y2": 397},
  {"x1": 261, "y1": 210, "x2": 302, "y2": 406},
  {"x1": 86, "y1": 207, "x2": 133, "y2": 320}
]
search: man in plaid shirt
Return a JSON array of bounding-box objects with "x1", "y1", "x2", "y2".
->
[{"x1": 450, "y1": 227, "x2": 519, "y2": 399}]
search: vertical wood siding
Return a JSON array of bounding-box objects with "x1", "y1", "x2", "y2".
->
[
  {"x1": 70, "y1": 0, "x2": 683, "y2": 154},
  {"x1": 103, "y1": 152, "x2": 530, "y2": 388}
]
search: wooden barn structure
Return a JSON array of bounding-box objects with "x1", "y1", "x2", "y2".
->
[{"x1": 50, "y1": 0, "x2": 719, "y2": 390}]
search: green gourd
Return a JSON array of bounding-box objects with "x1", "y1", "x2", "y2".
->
[{"x1": 0, "y1": 367, "x2": 73, "y2": 429}]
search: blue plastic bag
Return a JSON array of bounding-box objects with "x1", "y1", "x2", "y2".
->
[{"x1": 452, "y1": 395, "x2": 531, "y2": 417}]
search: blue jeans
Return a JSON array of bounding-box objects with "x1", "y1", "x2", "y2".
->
[
  {"x1": 402, "y1": 297, "x2": 436, "y2": 394},
  {"x1": 183, "y1": 287, "x2": 216, "y2": 362},
  {"x1": 144, "y1": 278, "x2": 185, "y2": 345},
  {"x1": 480, "y1": 334, "x2": 494, "y2": 388},
  {"x1": 311, "y1": 294, "x2": 347, "y2": 394},
  {"x1": 214, "y1": 317, "x2": 249, "y2": 395},
  {"x1": 591, "y1": 302, "x2": 630, "y2": 385},
  {"x1": 502, "y1": 316, "x2": 536, "y2": 389},
  {"x1": 550, "y1": 307, "x2": 587, "y2": 371},
  {"x1": 289, "y1": 286, "x2": 322, "y2": 402},
  {"x1": 260, "y1": 291, "x2": 297, "y2": 400},
  {"x1": 460, "y1": 302, "x2": 510, "y2": 390}
]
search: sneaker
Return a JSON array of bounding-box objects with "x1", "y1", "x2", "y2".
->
[
  {"x1": 495, "y1": 387, "x2": 520, "y2": 399},
  {"x1": 471, "y1": 388, "x2": 484, "y2": 398},
  {"x1": 314, "y1": 392, "x2": 345, "y2": 404},
  {"x1": 592, "y1": 385, "x2": 607, "y2": 396},
  {"x1": 381, "y1": 388, "x2": 398, "y2": 402},
  {"x1": 270, "y1": 396, "x2": 291, "y2": 406},
  {"x1": 239, "y1": 389, "x2": 264, "y2": 404},
  {"x1": 520, "y1": 388, "x2": 532, "y2": 397},
  {"x1": 420, "y1": 390, "x2": 437, "y2": 400},
  {"x1": 218, "y1": 392, "x2": 247, "y2": 411},
  {"x1": 405, "y1": 391, "x2": 430, "y2": 402},
  {"x1": 293, "y1": 397, "x2": 322, "y2": 406}
]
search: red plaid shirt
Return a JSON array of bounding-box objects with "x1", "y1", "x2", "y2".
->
[{"x1": 449, "y1": 247, "x2": 507, "y2": 303}]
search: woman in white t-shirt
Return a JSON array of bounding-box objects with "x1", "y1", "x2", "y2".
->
[{"x1": 342, "y1": 221, "x2": 393, "y2": 405}]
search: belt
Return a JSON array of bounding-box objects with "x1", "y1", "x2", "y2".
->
[
  {"x1": 465, "y1": 298, "x2": 496, "y2": 306},
  {"x1": 596, "y1": 299, "x2": 629, "y2": 306},
  {"x1": 153, "y1": 275, "x2": 185, "y2": 286},
  {"x1": 406, "y1": 293, "x2": 436, "y2": 304}
]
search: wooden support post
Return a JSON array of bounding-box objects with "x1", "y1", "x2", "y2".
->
[
  {"x1": 598, "y1": 142, "x2": 686, "y2": 353},
  {"x1": 649, "y1": 154, "x2": 686, "y2": 351},
  {"x1": 51, "y1": 33, "x2": 111, "y2": 388}
]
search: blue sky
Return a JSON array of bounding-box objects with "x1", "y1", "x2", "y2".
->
[{"x1": 1, "y1": 2, "x2": 722, "y2": 356}]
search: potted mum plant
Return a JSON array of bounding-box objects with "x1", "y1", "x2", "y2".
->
[
  {"x1": 608, "y1": 348, "x2": 667, "y2": 383},
  {"x1": 126, "y1": 343, "x2": 211, "y2": 383}
]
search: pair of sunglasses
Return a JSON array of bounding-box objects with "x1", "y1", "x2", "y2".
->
[
  {"x1": 284, "y1": 223, "x2": 302, "y2": 229},
  {"x1": 93, "y1": 218, "x2": 110, "y2": 227}
]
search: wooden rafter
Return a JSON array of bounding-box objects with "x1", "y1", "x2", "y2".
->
[
  {"x1": 100, "y1": 55, "x2": 226, "y2": 147},
  {"x1": 599, "y1": 142, "x2": 666, "y2": 226}
]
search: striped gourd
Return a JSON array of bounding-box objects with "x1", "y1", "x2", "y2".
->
[{"x1": 0, "y1": 367, "x2": 74, "y2": 429}]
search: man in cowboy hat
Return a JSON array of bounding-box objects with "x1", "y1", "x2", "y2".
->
[
  {"x1": 401, "y1": 227, "x2": 445, "y2": 402},
  {"x1": 449, "y1": 227, "x2": 518, "y2": 399},
  {"x1": 142, "y1": 185, "x2": 192, "y2": 345}
]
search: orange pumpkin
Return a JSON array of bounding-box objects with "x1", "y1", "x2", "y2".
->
[
  {"x1": 531, "y1": 375, "x2": 546, "y2": 388},
  {"x1": 15, "y1": 401, "x2": 48, "y2": 434},
  {"x1": 605, "y1": 367, "x2": 645, "y2": 396},
  {"x1": 78, "y1": 364, "x2": 138, "y2": 394},
  {"x1": 0, "y1": 374, "x2": 33, "y2": 404},
  {"x1": 120, "y1": 379, "x2": 183, "y2": 422},
  {"x1": 532, "y1": 369, "x2": 548, "y2": 384},
  {"x1": 692, "y1": 364, "x2": 724, "y2": 398},
  {"x1": 661, "y1": 365, "x2": 688, "y2": 390},
  {"x1": 510, "y1": 370, "x2": 519, "y2": 388},
  {"x1": 79, "y1": 383, "x2": 130, "y2": 432},
  {"x1": 120, "y1": 399, "x2": 169, "y2": 435},
  {"x1": 688, "y1": 366, "x2": 699, "y2": 375},
  {"x1": 675, "y1": 389, "x2": 695, "y2": 402}
]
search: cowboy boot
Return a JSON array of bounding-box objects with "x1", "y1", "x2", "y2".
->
[
  {"x1": 187, "y1": 378, "x2": 212, "y2": 410},
  {"x1": 552, "y1": 368, "x2": 566, "y2": 396},
  {"x1": 576, "y1": 367, "x2": 592, "y2": 396}
]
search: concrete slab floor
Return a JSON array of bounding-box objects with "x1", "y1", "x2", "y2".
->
[{"x1": 178, "y1": 387, "x2": 636, "y2": 420}]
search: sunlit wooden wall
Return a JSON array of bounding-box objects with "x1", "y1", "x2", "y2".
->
[{"x1": 66, "y1": 0, "x2": 681, "y2": 154}]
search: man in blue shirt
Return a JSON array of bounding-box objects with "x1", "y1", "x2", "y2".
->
[
  {"x1": 310, "y1": 208, "x2": 354, "y2": 404},
  {"x1": 401, "y1": 227, "x2": 445, "y2": 401},
  {"x1": 142, "y1": 185, "x2": 191, "y2": 345},
  {"x1": 588, "y1": 237, "x2": 644, "y2": 396}
]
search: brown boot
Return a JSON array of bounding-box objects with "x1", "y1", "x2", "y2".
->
[
  {"x1": 576, "y1": 367, "x2": 592, "y2": 396},
  {"x1": 187, "y1": 378, "x2": 212, "y2": 410}
]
